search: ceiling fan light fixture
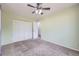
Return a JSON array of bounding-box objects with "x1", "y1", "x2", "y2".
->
[
  {"x1": 34, "y1": 9, "x2": 42, "y2": 15},
  {"x1": 38, "y1": 9, "x2": 42, "y2": 14},
  {"x1": 35, "y1": 10, "x2": 38, "y2": 14}
]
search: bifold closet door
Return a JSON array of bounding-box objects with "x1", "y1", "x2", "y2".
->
[{"x1": 12, "y1": 20, "x2": 32, "y2": 42}]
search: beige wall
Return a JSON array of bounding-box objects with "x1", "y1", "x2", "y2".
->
[
  {"x1": 40, "y1": 5, "x2": 79, "y2": 51},
  {"x1": 1, "y1": 6, "x2": 12, "y2": 45},
  {"x1": 1, "y1": 4, "x2": 31, "y2": 45},
  {"x1": 1, "y1": 10, "x2": 33, "y2": 45},
  {"x1": 1, "y1": 5, "x2": 38, "y2": 45}
]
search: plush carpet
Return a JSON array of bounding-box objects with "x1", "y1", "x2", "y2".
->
[{"x1": 1, "y1": 39, "x2": 79, "y2": 56}]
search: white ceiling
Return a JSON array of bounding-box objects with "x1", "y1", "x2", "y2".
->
[{"x1": 2, "y1": 3, "x2": 76, "y2": 21}]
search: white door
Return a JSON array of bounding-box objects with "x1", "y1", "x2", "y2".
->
[{"x1": 12, "y1": 20, "x2": 32, "y2": 42}]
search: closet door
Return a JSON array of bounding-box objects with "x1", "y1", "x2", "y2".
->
[{"x1": 12, "y1": 20, "x2": 32, "y2": 42}]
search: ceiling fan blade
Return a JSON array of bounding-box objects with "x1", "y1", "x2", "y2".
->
[
  {"x1": 27, "y1": 4, "x2": 35, "y2": 8},
  {"x1": 42, "y1": 8, "x2": 50, "y2": 10}
]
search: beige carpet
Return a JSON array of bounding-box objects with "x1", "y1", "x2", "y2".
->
[{"x1": 1, "y1": 39, "x2": 79, "y2": 56}]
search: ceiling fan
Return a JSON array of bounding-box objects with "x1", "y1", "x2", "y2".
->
[{"x1": 27, "y1": 3, "x2": 51, "y2": 15}]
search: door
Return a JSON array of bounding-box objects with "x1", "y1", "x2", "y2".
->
[{"x1": 12, "y1": 20, "x2": 32, "y2": 42}]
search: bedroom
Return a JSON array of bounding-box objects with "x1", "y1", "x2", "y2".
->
[{"x1": 0, "y1": 3, "x2": 79, "y2": 56}]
